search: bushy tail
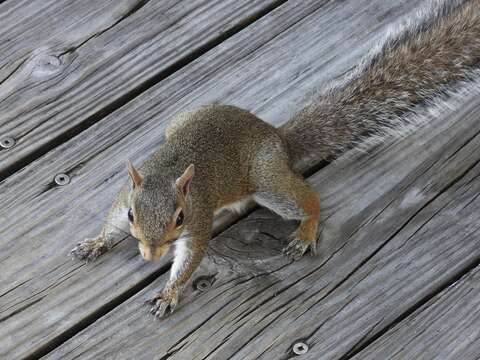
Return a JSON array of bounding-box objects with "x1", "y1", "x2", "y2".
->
[{"x1": 281, "y1": 0, "x2": 480, "y2": 173}]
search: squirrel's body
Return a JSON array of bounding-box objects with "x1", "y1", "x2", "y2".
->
[
  {"x1": 72, "y1": 0, "x2": 480, "y2": 317},
  {"x1": 158, "y1": 105, "x2": 285, "y2": 213}
]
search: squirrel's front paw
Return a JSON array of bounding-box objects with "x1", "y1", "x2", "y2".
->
[
  {"x1": 145, "y1": 287, "x2": 180, "y2": 318},
  {"x1": 70, "y1": 236, "x2": 108, "y2": 263},
  {"x1": 282, "y1": 238, "x2": 316, "y2": 261}
]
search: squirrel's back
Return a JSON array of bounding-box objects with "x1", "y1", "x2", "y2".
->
[
  {"x1": 282, "y1": 0, "x2": 480, "y2": 172},
  {"x1": 162, "y1": 105, "x2": 282, "y2": 164},
  {"x1": 142, "y1": 105, "x2": 285, "y2": 204}
]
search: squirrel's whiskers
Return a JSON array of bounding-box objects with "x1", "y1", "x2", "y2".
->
[{"x1": 71, "y1": 0, "x2": 480, "y2": 318}]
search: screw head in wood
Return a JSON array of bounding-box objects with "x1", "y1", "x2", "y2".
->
[
  {"x1": 293, "y1": 342, "x2": 309, "y2": 355},
  {"x1": 196, "y1": 278, "x2": 211, "y2": 292},
  {"x1": 194, "y1": 276, "x2": 214, "y2": 292},
  {"x1": 0, "y1": 137, "x2": 16, "y2": 149},
  {"x1": 54, "y1": 173, "x2": 70, "y2": 186}
]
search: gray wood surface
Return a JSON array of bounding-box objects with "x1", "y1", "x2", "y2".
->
[
  {"x1": 44, "y1": 83, "x2": 480, "y2": 360},
  {"x1": 353, "y1": 266, "x2": 480, "y2": 360},
  {"x1": 0, "y1": 0, "x2": 284, "y2": 177},
  {"x1": 0, "y1": 1, "x2": 425, "y2": 359}
]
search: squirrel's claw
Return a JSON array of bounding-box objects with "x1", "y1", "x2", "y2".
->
[
  {"x1": 70, "y1": 236, "x2": 108, "y2": 263},
  {"x1": 146, "y1": 288, "x2": 179, "y2": 319},
  {"x1": 282, "y1": 238, "x2": 312, "y2": 261},
  {"x1": 309, "y1": 240, "x2": 317, "y2": 256}
]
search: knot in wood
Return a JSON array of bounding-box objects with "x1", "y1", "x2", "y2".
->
[{"x1": 30, "y1": 53, "x2": 62, "y2": 77}]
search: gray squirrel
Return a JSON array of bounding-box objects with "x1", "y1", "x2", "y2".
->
[{"x1": 71, "y1": 0, "x2": 480, "y2": 318}]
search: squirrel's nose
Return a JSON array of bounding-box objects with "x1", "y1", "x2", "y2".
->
[
  {"x1": 138, "y1": 243, "x2": 153, "y2": 260},
  {"x1": 141, "y1": 250, "x2": 153, "y2": 261}
]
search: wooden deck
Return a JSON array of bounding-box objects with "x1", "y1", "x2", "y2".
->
[{"x1": 1, "y1": 1, "x2": 479, "y2": 359}]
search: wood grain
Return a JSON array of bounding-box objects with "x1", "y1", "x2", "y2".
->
[
  {"x1": 0, "y1": 0, "x2": 285, "y2": 177},
  {"x1": 43, "y1": 84, "x2": 480, "y2": 360},
  {"x1": 0, "y1": 0, "x2": 428, "y2": 359},
  {"x1": 47, "y1": 83, "x2": 480, "y2": 360},
  {"x1": 352, "y1": 266, "x2": 480, "y2": 360}
]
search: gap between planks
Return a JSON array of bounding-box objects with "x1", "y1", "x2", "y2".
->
[
  {"x1": 0, "y1": 0, "x2": 288, "y2": 182},
  {"x1": 351, "y1": 265, "x2": 480, "y2": 359},
  {"x1": 341, "y1": 256, "x2": 480, "y2": 360},
  {"x1": 42, "y1": 76, "x2": 480, "y2": 360},
  {"x1": 0, "y1": 1, "x2": 436, "y2": 358},
  {"x1": 340, "y1": 150, "x2": 480, "y2": 359}
]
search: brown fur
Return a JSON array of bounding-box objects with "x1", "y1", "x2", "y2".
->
[
  {"x1": 282, "y1": 0, "x2": 480, "y2": 171},
  {"x1": 71, "y1": 0, "x2": 480, "y2": 317}
]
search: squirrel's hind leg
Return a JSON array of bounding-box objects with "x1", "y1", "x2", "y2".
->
[
  {"x1": 71, "y1": 185, "x2": 130, "y2": 263},
  {"x1": 252, "y1": 160, "x2": 320, "y2": 261}
]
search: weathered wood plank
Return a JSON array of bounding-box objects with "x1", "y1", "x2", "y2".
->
[
  {"x1": 0, "y1": 0, "x2": 285, "y2": 178},
  {"x1": 0, "y1": 1, "x2": 426, "y2": 359},
  {"x1": 43, "y1": 88, "x2": 480, "y2": 359},
  {"x1": 352, "y1": 266, "x2": 480, "y2": 360}
]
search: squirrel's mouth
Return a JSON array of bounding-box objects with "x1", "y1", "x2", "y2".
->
[{"x1": 138, "y1": 242, "x2": 169, "y2": 261}]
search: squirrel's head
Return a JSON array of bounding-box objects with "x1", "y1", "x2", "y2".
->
[{"x1": 126, "y1": 161, "x2": 194, "y2": 261}]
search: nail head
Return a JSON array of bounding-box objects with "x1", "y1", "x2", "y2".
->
[
  {"x1": 293, "y1": 342, "x2": 309, "y2": 355},
  {"x1": 55, "y1": 173, "x2": 70, "y2": 186},
  {"x1": 0, "y1": 137, "x2": 16, "y2": 149}
]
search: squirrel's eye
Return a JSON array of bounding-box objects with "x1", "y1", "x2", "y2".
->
[
  {"x1": 176, "y1": 210, "x2": 184, "y2": 227},
  {"x1": 128, "y1": 208, "x2": 134, "y2": 223}
]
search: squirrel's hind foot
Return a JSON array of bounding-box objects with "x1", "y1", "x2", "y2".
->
[
  {"x1": 70, "y1": 236, "x2": 109, "y2": 263},
  {"x1": 283, "y1": 223, "x2": 323, "y2": 261},
  {"x1": 282, "y1": 238, "x2": 317, "y2": 261},
  {"x1": 283, "y1": 222, "x2": 324, "y2": 261}
]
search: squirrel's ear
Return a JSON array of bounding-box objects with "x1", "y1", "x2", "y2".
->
[
  {"x1": 126, "y1": 160, "x2": 142, "y2": 188},
  {"x1": 176, "y1": 164, "x2": 195, "y2": 197}
]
